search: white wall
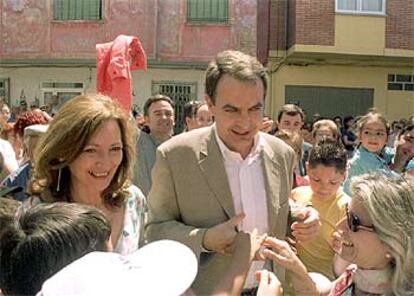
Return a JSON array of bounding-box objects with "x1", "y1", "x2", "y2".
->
[{"x1": 0, "y1": 66, "x2": 206, "y2": 108}]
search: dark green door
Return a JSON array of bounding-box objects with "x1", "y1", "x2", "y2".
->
[{"x1": 285, "y1": 85, "x2": 374, "y2": 122}]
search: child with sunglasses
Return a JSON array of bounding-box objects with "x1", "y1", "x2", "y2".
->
[{"x1": 290, "y1": 139, "x2": 350, "y2": 280}]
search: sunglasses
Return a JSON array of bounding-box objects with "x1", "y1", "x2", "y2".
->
[{"x1": 346, "y1": 204, "x2": 375, "y2": 233}]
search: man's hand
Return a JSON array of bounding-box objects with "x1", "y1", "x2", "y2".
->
[
  {"x1": 291, "y1": 206, "x2": 320, "y2": 242},
  {"x1": 203, "y1": 213, "x2": 245, "y2": 254},
  {"x1": 230, "y1": 229, "x2": 267, "y2": 261}
]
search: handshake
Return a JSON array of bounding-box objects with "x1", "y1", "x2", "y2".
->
[{"x1": 203, "y1": 206, "x2": 321, "y2": 255}]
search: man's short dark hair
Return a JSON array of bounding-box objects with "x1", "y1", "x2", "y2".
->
[
  {"x1": 205, "y1": 50, "x2": 268, "y2": 104},
  {"x1": 183, "y1": 100, "x2": 204, "y2": 120},
  {"x1": 0, "y1": 202, "x2": 111, "y2": 295},
  {"x1": 143, "y1": 94, "x2": 175, "y2": 116},
  {"x1": 308, "y1": 138, "x2": 347, "y2": 173},
  {"x1": 277, "y1": 104, "x2": 305, "y2": 123}
]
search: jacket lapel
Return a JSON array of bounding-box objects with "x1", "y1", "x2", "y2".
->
[
  {"x1": 198, "y1": 128, "x2": 235, "y2": 219},
  {"x1": 261, "y1": 141, "x2": 281, "y2": 235}
]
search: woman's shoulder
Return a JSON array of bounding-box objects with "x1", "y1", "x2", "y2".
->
[{"x1": 125, "y1": 185, "x2": 146, "y2": 207}]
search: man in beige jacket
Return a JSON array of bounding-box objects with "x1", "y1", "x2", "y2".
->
[{"x1": 146, "y1": 50, "x2": 319, "y2": 294}]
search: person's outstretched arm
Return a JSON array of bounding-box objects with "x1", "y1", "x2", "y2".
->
[{"x1": 212, "y1": 230, "x2": 266, "y2": 295}]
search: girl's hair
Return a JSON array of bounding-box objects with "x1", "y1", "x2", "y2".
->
[
  {"x1": 308, "y1": 138, "x2": 347, "y2": 173},
  {"x1": 31, "y1": 94, "x2": 136, "y2": 209},
  {"x1": 0, "y1": 202, "x2": 111, "y2": 295},
  {"x1": 350, "y1": 174, "x2": 414, "y2": 295},
  {"x1": 356, "y1": 110, "x2": 390, "y2": 135}
]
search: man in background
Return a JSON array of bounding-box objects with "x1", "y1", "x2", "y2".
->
[{"x1": 133, "y1": 94, "x2": 175, "y2": 196}]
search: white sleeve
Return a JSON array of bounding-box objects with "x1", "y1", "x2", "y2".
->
[{"x1": 0, "y1": 140, "x2": 19, "y2": 172}]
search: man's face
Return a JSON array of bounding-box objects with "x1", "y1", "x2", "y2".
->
[
  {"x1": 145, "y1": 100, "x2": 174, "y2": 137},
  {"x1": 278, "y1": 113, "x2": 303, "y2": 132},
  {"x1": 0, "y1": 105, "x2": 10, "y2": 121},
  {"x1": 396, "y1": 129, "x2": 414, "y2": 160},
  {"x1": 206, "y1": 74, "x2": 264, "y2": 158},
  {"x1": 186, "y1": 104, "x2": 213, "y2": 131}
]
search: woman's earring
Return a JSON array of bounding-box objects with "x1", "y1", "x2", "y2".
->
[
  {"x1": 56, "y1": 168, "x2": 62, "y2": 192},
  {"x1": 385, "y1": 253, "x2": 392, "y2": 260}
]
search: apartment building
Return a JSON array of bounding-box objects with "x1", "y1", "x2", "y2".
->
[{"x1": 267, "y1": 0, "x2": 414, "y2": 121}]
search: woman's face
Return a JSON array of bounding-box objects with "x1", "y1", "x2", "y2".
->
[
  {"x1": 69, "y1": 119, "x2": 123, "y2": 196},
  {"x1": 314, "y1": 126, "x2": 334, "y2": 142},
  {"x1": 334, "y1": 118, "x2": 342, "y2": 127},
  {"x1": 333, "y1": 199, "x2": 391, "y2": 269}
]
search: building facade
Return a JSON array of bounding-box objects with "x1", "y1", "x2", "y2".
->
[
  {"x1": 268, "y1": 0, "x2": 414, "y2": 121},
  {"x1": 0, "y1": 0, "x2": 267, "y2": 132}
]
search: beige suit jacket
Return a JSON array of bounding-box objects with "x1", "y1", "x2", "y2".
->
[{"x1": 145, "y1": 126, "x2": 295, "y2": 294}]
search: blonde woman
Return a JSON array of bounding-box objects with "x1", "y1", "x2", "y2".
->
[
  {"x1": 312, "y1": 119, "x2": 341, "y2": 144},
  {"x1": 27, "y1": 94, "x2": 146, "y2": 255},
  {"x1": 263, "y1": 173, "x2": 414, "y2": 295}
]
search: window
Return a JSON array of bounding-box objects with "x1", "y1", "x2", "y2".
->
[
  {"x1": 387, "y1": 74, "x2": 414, "y2": 91},
  {"x1": 336, "y1": 0, "x2": 386, "y2": 15},
  {"x1": 0, "y1": 78, "x2": 10, "y2": 103},
  {"x1": 187, "y1": 0, "x2": 228, "y2": 23},
  {"x1": 54, "y1": 0, "x2": 102, "y2": 21},
  {"x1": 152, "y1": 81, "x2": 197, "y2": 133},
  {"x1": 41, "y1": 81, "x2": 84, "y2": 107}
]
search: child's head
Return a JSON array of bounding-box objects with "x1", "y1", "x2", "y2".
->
[
  {"x1": 0, "y1": 202, "x2": 111, "y2": 296},
  {"x1": 307, "y1": 139, "x2": 347, "y2": 199},
  {"x1": 356, "y1": 111, "x2": 389, "y2": 154},
  {"x1": 274, "y1": 130, "x2": 303, "y2": 166},
  {"x1": 0, "y1": 198, "x2": 21, "y2": 238},
  {"x1": 312, "y1": 119, "x2": 340, "y2": 143}
]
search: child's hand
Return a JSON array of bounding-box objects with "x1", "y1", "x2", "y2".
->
[
  {"x1": 291, "y1": 206, "x2": 321, "y2": 241},
  {"x1": 255, "y1": 270, "x2": 282, "y2": 296}
]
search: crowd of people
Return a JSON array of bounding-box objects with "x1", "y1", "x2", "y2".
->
[{"x1": 0, "y1": 50, "x2": 413, "y2": 295}]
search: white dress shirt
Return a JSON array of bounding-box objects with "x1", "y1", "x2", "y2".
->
[{"x1": 215, "y1": 126, "x2": 268, "y2": 288}]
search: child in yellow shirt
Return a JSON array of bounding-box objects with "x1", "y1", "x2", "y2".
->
[{"x1": 291, "y1": 138, "x2": 350, "y2": 280}]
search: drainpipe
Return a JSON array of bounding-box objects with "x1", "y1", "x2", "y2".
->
[{"x1": 154, "y1": 0, "x2": 159, "y2": 61}]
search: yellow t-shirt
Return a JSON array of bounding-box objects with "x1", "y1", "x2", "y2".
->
[{"x1": 291, "y1": 186, "x2": 350, "y2": 280}]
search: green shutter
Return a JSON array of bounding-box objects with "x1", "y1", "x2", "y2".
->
[
  {"x1": 53, "y1": 0, "x2": 102, "y2": 21},
  {"x1": 187, "y1": 0, "x2": 228, "y2": 23}
]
